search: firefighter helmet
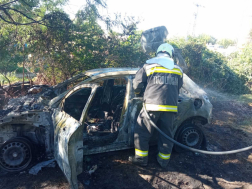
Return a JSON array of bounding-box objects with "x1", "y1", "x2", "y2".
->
[{"x1": 156, "y1": 43, "x2": 174, "y2": 58}]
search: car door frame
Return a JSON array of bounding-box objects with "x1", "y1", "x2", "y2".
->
[{"x1": 53, "y1": 83, "x2": 98, "y2": 189}]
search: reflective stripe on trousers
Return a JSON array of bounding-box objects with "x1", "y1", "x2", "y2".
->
[
  {"x1": 135, "y1": 149, "x2": 148, "y2": 157},
  {"x1": 158, "y1": 152, "x2": 171, "y2": 160},
  {"x1": 145, "y1": 104, "x2": 178, "y2": 112}
]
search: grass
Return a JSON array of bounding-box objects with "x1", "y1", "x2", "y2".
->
[
  {"x1": 238, "y1": 117, "x2": 252, "y2": 132},
  {"x1": 0, "y1": 72, "x2": 29, "y2": 85},
  {"x1": 205, "y1": 88, "x2": 252, "y2": 144},
  {"x1": 204, "y1": 88, "x2": 252, "y2": 106},
  {"x1": 237, "y1": 94, "x2": 252, "y2": 105}
]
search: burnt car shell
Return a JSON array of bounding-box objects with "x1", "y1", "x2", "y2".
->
[
  {"x1": 0, "y1": 67, "x2": 212, "y2": 189},
  {"x1": 50, "y1": 67, "x2": 212, "y2": 188}
]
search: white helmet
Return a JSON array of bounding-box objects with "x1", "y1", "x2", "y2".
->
[{"x1": 156, "y1": 43, "x2": 174, "y2": 58}]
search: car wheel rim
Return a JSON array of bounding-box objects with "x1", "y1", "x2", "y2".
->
[
  {"x1": 182, "y1": 129, "x2": 200, "y2": 147},
  {"x1": 0, "y1": 139, "x2": 32, "y2": 171}
]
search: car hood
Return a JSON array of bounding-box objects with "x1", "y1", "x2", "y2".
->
[{"x1": 182, "y1": 74, "x2": 207, "y2": 98}]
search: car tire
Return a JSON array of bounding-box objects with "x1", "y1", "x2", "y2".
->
[
  {"x1": 0, "y1": 137, "x2": 34, "y2": 172},
  {"x1": 173, "y1": 123, "x2": 206, "y2": 153}
]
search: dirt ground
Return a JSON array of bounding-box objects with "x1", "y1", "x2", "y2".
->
[{"x1": 1, "y1": 93, "x2": 252, "y2": 189}]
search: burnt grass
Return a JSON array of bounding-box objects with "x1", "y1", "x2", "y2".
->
[{"x1": 0, "y1": 99, "x2": 252, "y2": 189}]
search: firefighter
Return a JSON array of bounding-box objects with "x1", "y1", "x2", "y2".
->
[{"x1": 129, "y1": 43, "x2": 183, "y2": 168}]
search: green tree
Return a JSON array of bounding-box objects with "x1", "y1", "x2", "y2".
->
[
  {"x1": 169, "y1": 36, "x2": 249, "y2": 94},
  {"x1": 228, "y1": 43, "x2": 252, "y2": 83},
  {"x1": 197, "y1": 34, "x2": 217, "y2": 45},
  {"x1": 0, "y1": 0, "x2": 67, "y2": 26},
  {"x1": 217, "y1": 38, "x2": 236, "y2": 48}
]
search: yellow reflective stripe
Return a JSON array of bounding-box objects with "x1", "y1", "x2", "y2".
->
[
  {"x1": 135, "y1": 149, "x2": 148, "y2": 157},
  {"x1": 145, "y1": 104, "x2": 178, "y2": 112},
  {"x1": 146, "y1": 67, "x2": 182, "y2": 76},
  {"x1": 158, "y1": 152, "x2": 171, "y2": 160}
]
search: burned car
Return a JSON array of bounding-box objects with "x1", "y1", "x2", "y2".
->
[{"x1": 0, "y1": 67, "x2": 212, "y2": 189}]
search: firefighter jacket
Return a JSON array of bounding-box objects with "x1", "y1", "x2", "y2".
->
[{"x1": 133, "y1": 60, "x2": 183, "y2": 113}]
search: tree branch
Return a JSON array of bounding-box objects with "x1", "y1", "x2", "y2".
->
[
  {"x1": 0, "y1": 85, "x2": 14, "y2": 97},
  {"x1": 0, "y1": 12, "x2": 62, "y2": 28},
  {"x1": 0, "y1": 0, "x2": 18, "y2": 7},
  {"x1": 0, "y1": 1, "x2": 58, "y2": 27},
  {"x1": 1, "y1": 7, "x2": 15, "y2": 22},
  {"x1": 5, "y1": 7, "x2": 43, "y2": 23},
  {"x1": 19, "y1": 0, "x2": 33, "y2": 8}
]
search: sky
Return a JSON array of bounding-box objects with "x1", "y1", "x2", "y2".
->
[{"x1": 64, "y1": 0, "x2": 252, "y2": 44}]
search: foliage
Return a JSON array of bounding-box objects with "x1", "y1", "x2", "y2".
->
[
  {"x1": 0, "y1": 0, "x2": 109, "y2": 85},
  {"x1": 103, "y1": 30, "x2": 149, "y2": 68},
  {"x1": 168, "y1": 34, "x2": 216, "y2": 47},
  {"x1": 0, "y1": 0, "x2": 147, "y2": 85},
  {"x1": 193, "y1": 34, "x2": 217, "y2": 45},
  {"x1": 169, "y1": 37, "x2": 249, "y2": 94},
  {"x1": 228, "y1": 43, "x2": 252, "y2": 85},
  {"x1": 217, "y1": 38, "x2": 236, "y2": 48},
  {"x1": 0, "y1": 0, "x2": 67, "y2": 26},
  {"x1": 1, "y1": 0, "x2": 251, "y2": 96}
]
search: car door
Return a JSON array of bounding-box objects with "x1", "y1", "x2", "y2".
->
[{"x1": 53, "y1": 84, "x2": 98, "y2": 189}]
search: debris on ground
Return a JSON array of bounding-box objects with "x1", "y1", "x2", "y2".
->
[
  {"x1": 84, "y1": 180, "x2": 90, "y2": 185},
  {"x1": 88, "y1": 165, "x2": 98, "y2": 175},
  {"x1": 28, "y1": 159, "x2": 56, "y2": 175}
]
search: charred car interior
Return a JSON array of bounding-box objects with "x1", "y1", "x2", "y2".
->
[{"x1": 63, "y1": 78, "x2": 127, "y2": 148}]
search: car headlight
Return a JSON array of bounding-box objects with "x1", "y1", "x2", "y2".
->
[{"x1": 194, "y1": 99, "x2": 202, "y2": 109}]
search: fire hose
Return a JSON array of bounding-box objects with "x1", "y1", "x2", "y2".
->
[{"x1": 142, "y1": 103, "x2": 252, "y2": 155}]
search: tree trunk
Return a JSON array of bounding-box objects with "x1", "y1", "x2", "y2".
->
[
  {"x1": 22, "y1": 61, "x2": 25, "y2": 89},
  {"x1": 52, "y1": 62, "x2": 56, "y2": 85},
  {"x1": 0, "y1": 73, "x2": 13, "y2": 97}
]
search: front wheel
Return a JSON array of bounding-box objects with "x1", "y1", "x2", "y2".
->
[
  {"x1": 173, "y1": 123, "x2": 206, "y2": 152},
  {"x1": 0, "y1": 137, "x2": 33, "y2": 172}
]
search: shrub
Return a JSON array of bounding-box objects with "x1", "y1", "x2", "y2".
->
[{"x1": 169, "y1": 37, "x2": 250, "y2": 94}]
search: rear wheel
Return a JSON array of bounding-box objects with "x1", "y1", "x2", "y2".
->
[
  {"x1": 0, "y1": 137, "x2": 33, "y2": 172},
  {"x1": 174, "y1": 123, "x2": 206, "y2": 152}
]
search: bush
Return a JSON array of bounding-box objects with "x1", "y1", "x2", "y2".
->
[
  {"x1": 169, "y1": 37, "x2": 250, "y2": 94},
  {"x1": 228, "y1": 43, "x2": 252, "y2": 83}
]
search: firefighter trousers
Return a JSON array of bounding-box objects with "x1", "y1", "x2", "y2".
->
[{"x1": 134, "y1": 108, "x2": 175, "y2": 167}]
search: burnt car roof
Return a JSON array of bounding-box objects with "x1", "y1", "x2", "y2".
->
[
  {"x1": 85, "y1": 67, "x2": 139, "y2": 77},
  {"x1": 83, "y1": 67, "x2": 206, "y2": 97},
  {"x1": 49, "y1": 68, "x2": 139, "y2": 107},
  {"x1": 49, "y1": 67, "x2": 208, "y2": 109},
  {"x1": 52, "y1": 68, "x2": 139, "y2": 91}
]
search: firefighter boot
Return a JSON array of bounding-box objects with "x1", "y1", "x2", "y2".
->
[
  {"x1": 129, "y1": 155, "x2": 148, "y2": 167},
  {"x1": 157, "y1": 153, "x2": 170, "y2": 168}
]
